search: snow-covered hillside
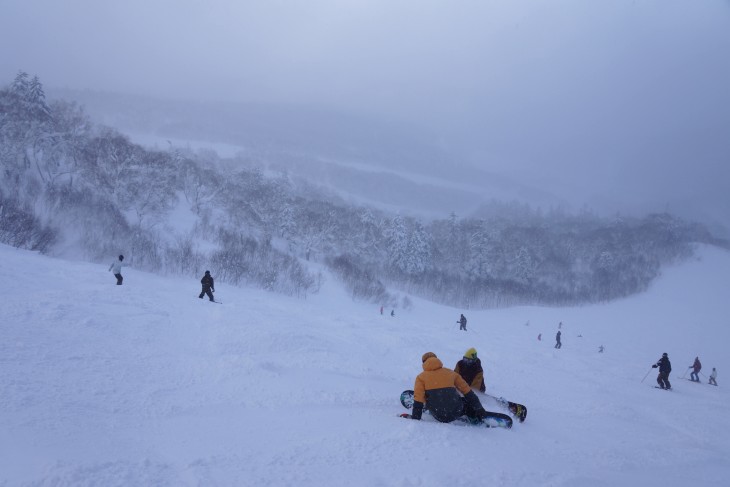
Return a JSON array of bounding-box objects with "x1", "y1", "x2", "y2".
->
[{"x1": 1, "y1": 244, "x2": 729, "y2": 486}]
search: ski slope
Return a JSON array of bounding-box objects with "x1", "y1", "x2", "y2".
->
[{"x1": 1, "y1": 243, "x2": 729, "y2": 486}]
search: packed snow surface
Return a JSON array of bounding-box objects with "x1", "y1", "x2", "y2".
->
[{"x1": 1, "y1": 244, "x2": 729, "y2": 486}]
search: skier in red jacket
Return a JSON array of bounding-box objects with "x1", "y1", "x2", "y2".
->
[{"x1": 689, "y1": 356, "x2": 702, "y2": 382}]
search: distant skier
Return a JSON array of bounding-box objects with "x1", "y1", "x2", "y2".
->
[
  {"x1": 198, "y1": 270, "x2": 215, "y2": 302},
  {"x1": 380, "y1": 305, "x2": 383, "y2": 315},
  {"x1": 555, "y1": 330, "x2": 562, "y2": 349},
  {"x1": 537, "y1": 333, "x2": 542, "y2": 341},
  {"x1": 454, "y1": 347, "x2": 486, "y2": 393},
  {"x1": 558, "y1": 321, "x2": 562, "y2": 329},
  {"x1": 391, "y1": 309, "x2": 395, "y2": 317},
  {"x1": 108, "y1": 255, "x2": 126, "y2": 285},
  {"x1": 689, "y1": 356, "x2": 702, "y2": 382},
  {"x1": 458, "y1": 314, "x2": 467, "y2": 331},
  {"x1": 709, "y1": 368, "x2": 718, "y2": 386},
  {"x1": 400, "y1": 352, "x2": 490, "y2": 423},
  {"x1": 652, "y1": 353, "x2": 672, "y2": 390},
  {"x1": 598, "y1": 345, "x2": 604, "y2": 353}
]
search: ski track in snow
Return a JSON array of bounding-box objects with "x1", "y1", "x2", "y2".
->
[{"x1": 1, "y1": 244, "x2": 729, "y2": 486}]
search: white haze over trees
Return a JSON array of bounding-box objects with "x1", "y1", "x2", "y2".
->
[
  {"x1": 2, "y1": 73, "x2": 727, "y2": 309},
  {"x1": 1, "y1": 0, "x2": 729, "y2": 233}
]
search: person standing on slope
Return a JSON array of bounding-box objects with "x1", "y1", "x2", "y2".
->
[
  {"x1": 108, "y1": 255, "x2": 126, "y2": 285},
  {"x1": 652, "y1": 353, "x2": 672, "y2": 390},
  {"x1": 555, "y1": 330, "x2": 562, "y2": 349},
  {"x1": 198, "y1": 270, "x2": 215, "y2": 302},
  {"x1": 401, "y1": 352, "x2": 490, "y2": 424},
  {"x1": 689, "y1": 356, "x2": 702, "y2": 382},
  {"x1": 458, "y1": 313, "x2": 467, "y2": 331},
  {"x1": 709, "y1": 367, "x2": 718, "y2": 386}
]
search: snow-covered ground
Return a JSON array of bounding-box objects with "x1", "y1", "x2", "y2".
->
[{"x1": 1, "y1": 244, "x2": 729, "y2": 486}]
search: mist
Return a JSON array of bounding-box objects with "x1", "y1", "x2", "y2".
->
[{"x1": 2, "y1": 0, "x2": 729, "y2": 231}]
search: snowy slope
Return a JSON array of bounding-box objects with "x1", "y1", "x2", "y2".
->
[{"x1": 1, "y1": 244, "x2": 729, "y2": 486}]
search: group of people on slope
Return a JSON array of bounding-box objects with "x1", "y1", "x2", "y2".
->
[
  {"x1": 652, "y1": 353, "x2": 718, "y2": 390},
  {"x1": 108, "y1": 255, "x2": 216, "y2": 302},
  {"x1": 401, "y1": 347, "x2": 489, "y2": 424}
]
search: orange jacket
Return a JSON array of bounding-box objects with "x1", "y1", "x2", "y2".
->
[{"x1": 414, "y1": 356, "x2": 472, "y2": 422}]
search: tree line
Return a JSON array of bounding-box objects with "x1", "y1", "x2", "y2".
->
[{"x1": 1, "y1": 72, "x2": 725, "y2": 307}]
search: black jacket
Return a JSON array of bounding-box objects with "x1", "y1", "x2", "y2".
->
[
  {"x1": 656, "y1": 356, "x2": 671, "y2": 374},
  {"x1": 454, "y1": 358, "x2": 486, "y2": 392},
  {"x1": 201, "y1": 274, "x2": 214, "y2": 291}
]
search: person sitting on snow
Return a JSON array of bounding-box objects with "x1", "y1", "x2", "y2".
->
[
  {"x1": 401, "y1": 352, "x2": 489, "y2": 423},
  {"x1": 454, "y1": 347, "x2": 486, "y2": 393}
]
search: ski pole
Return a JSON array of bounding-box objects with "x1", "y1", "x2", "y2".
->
[
  {"x1": 640, "y1": 368, "x2": 653, "y2": 383},
  {"x1": 680, "y1": 368, "x2": 689, "y2": 379}
]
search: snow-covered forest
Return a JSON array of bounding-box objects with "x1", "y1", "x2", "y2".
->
[{"x1": 1, "y1": 72, "x2": 726, "y2": 308}]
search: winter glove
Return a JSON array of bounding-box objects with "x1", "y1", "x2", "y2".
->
[{"x1": 652, "y1": 365, "x2": 657, "y2": 368}]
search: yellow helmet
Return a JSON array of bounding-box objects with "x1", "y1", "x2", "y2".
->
[{"x1": 464, "y1": 347, "x2": 477, "y2": 359}]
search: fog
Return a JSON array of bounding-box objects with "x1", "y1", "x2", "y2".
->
[{"x1": 2, "y1": 0, "x2": 729, "y2": 231}]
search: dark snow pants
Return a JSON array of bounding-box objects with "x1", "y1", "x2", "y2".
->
[
  {"x1": 199, "y1": 286, "x2": 214, "y2": 301},
  {"x1": 114, "y1": 273, "x2": 123, "y2": 285},
  {"x1": 657, "y1": 372, "x2": 671, "y2": 389}
]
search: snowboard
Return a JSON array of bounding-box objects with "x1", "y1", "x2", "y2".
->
[
  {"x1": 401, "y1": 389, "x2": 527, "y2": 423},
  {"x1": 483, "y1": 393, "x2": 527, "y2": 423},
  {"x1": 399, "y1": 390, "x2": 513, "y2": 429}
]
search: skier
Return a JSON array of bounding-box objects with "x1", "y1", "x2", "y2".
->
[
  {"x1": 380, "y1": 305, "x2": 383, "y2": 315},
  {"x1": 559, "y1": 321, "x2": 562, "y2": 329},
  {"x1": 391, "y1": 309, "x2": 395, "y2": 317},
  {"x1": 555, "y1": 330, "x2": 562, "y2": 349},
  {"x1": 454, "y1": 347, "x2": 486, "y2": 393},
  {"x1": 599, "y1": 345, "x2": 604, "y2": 353},
  {"x1": 652, "y1": 353, "x2": 672, "y2": 390},
  {"x1": 709, "y1": 368, "x2": 718, "y2": 386},
  {"x1": 458, "y1": 314, "x2": 467, "y2": 331},
  {"x1": 108, "y1": 255, "x2": 126, "y2": 285},
  {"x1": 537, "y1": 333, "x2": 542, "y2": 341},
  {"x1": 401, "y1": 352, "x2": 490, "y2": 423},
  {"x1": 198, "y1": 270, "x2": 215, "y2": 302},
  {"x1": 689, "y1": 356, "x2": 702, "y2": 382}
]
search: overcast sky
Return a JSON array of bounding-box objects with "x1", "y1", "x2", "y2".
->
[{"x1": 2, "y1": 0, "x2": 729, "y2": 228}]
